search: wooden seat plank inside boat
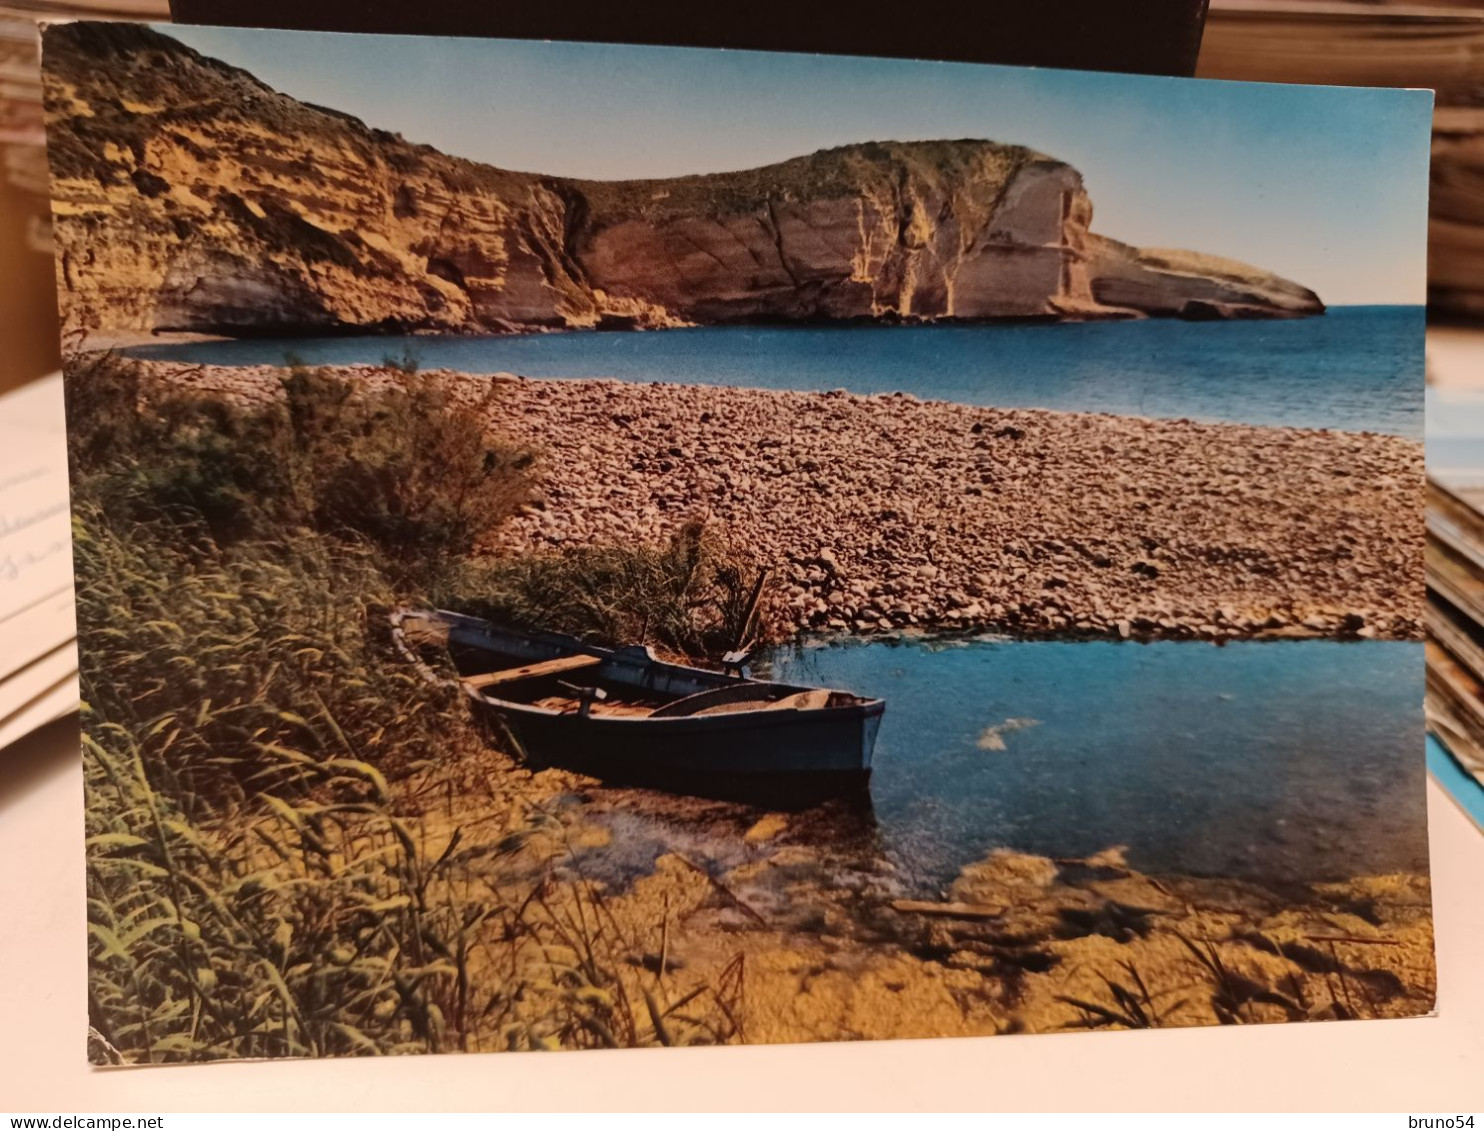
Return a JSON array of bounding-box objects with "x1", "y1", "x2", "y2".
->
[
  {"x1": 463, "y1": 654, "x2": 602, "y2": 690},
  {"x1": 690, "y1": 688, "x2": 833, "y2": 715},
  {"x1": 533, "y1": 695, "x2": 661, "y2": 718}
]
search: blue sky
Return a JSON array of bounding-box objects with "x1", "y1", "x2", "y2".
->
[{"x1": 162, "y1": 26, "x2": 1433, "y2": 306}]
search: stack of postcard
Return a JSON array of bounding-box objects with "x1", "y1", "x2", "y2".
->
[
  {"x1": 1, "y1": 4, "x2": 161, "y2": 741},
  {"x1": 0, "y1": 372, "x2": 76, "y2": 748},
  {"x1": 0, "y1": 2, "x2": 169, "y2": 383},
  {"x1": 1424, "y1": 329, "x2": 1484, "y2": 825},
  {"x1": 1, "y1": 2, "x2": 167, "y2": 204},
  {"x1": 41, "y1": 21, "x2": 1437, "y2": 1065},
  {"x1": 1426, "y1": 478, "x2": 1484, "y2": 777},
  {"x1": 1200, "y1": 0, "x2": 1484, "y2": 321}
]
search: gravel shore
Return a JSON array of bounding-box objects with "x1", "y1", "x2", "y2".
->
[
  {"x1": 491, "y1": 376, "x2": 1423, "y2": 641},
  {"x1": 136, "y1": 360, "x2": 1425, "y2": 641}
]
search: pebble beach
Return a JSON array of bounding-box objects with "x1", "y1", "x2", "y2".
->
[{"x1": 135, "y1": 359, "x2": 1426, "y2": 642}]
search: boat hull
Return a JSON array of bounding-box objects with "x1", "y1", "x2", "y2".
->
[
  {"x1": 474, "y1": 698, "x2": 877, "y2": 805},
  {"x1": 400, "y1": 609, "x2": 884, "y2": 801},
  {"x1": 476, "y1": 694, "x2": 880, "y2": 772}
]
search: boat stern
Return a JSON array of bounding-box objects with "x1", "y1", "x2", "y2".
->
[{"x1": 859, "y1": 701, "x2": 885, "y2": 771}]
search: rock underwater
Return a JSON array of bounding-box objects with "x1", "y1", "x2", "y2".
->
[{"x1": 43, "y1": 22, "x2": 1324, "y2": 339}]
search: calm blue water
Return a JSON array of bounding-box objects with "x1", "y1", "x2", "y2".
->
[
  {"x1": 127, "y1": 305, "x2": 1423, "y2": 437},
  {"x1": 765, "y1": 638, "x2": 1427, "y2": 889}
]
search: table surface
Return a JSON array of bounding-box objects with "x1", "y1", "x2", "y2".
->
[{"x1": 0, "y1": 712, "x2": 1480, "y2": 1113}]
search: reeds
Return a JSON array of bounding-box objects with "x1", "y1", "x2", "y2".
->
[
  {"x1": 77, "y1": 505, "x2": 483, "y2": 1058},
  {"x1": 1055, "y1": 960, "x2": 1187, "y2": 1030},
  {"x1": 1052, "y1": 930, "x2": 1405, "y2": 1032},
  {"x1": 71, "y1": 354, "x2": 752, "y2": 1062},
  {"x1": 77, "y1": 515, "x2": 746, "y2": 1061},
  {"x1": 447, "y1": 518, "x2": 775, "y2": 659},
  {"x1": 87, "y1": 733, "x2": 472, "y2": 1058}
]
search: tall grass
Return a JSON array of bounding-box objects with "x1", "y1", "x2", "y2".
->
[
  {"x1": 85, "y1": 687, "x2": 745, "y2": 1060},
  {"x1": 1052, "y1": 930, "x2": 1408, "y2": 1032},
  {"x1": 446, "y1": 518, "x2": 774, "y2": 659},
  {"x1": 71, "y1": 354, "x2": 755, "y2": 1061},
  {"x1": 87, "y1": 731, "x2": 475, "y2": 1058},
  {"x1": 76, "y1": 506, "x2": 444, "y2": 800}
]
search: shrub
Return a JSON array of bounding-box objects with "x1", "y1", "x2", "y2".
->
[
  {"x1": 65, "y1": 353, "x2": 291, "y2": 539},
  {"x1": 281, "y1": 365, "x2": 535, "y2": 590},
  {"x1": 65, "y1": 353, "x2": 537, "y2": 589},
  {"x1": 443, "y1": 518, "x2": 775, "y2": 659}
]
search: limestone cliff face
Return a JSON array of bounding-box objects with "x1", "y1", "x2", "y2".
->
[
  {"x1": 570, "y1": 145, "x2": 1104, "y2": 324},
  {"x1": 1087, "y1": 238, "x2": 1326, "y2": 320},
  {"x1": 43, "y1": 23, "x2": 1323, "y2": 339}
]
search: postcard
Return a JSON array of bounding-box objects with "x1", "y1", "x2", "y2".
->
[
  {"x1": 42, "y1": 22, "x2": 1435, "y2": 1063},
  {"x1": 1422, "y1": 339, "x2": 1484, "y2": 829}
]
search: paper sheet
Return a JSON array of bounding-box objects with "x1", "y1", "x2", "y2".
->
[
  {"x1": 0, "y1": 372, "x2": 71, "y2": 624},
  {"x1": 0, "y1": 372, "x2": 77, "y2": 738}
]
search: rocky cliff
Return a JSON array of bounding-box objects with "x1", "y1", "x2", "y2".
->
[{"x1": 42, "y1": 22, "x2": 1323, "y2": 339}]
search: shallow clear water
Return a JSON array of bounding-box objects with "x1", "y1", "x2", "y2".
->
[
  {"x1": 127, "y1": 305, "x2": 1423, "y2": 438},
  {"x1": 763, "y1": 637, "x2": 1427, "y2": 889}
]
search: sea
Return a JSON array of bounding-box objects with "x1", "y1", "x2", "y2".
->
[
  {"x1": 127, "y1": 304, "x2": 1424, "y2": 439},
  {"x1": 128, "y1": 306, "x2": 1429, "y2": 887},
  {"x1": 768, "y1": 637, "x2": 1427, "y2": 889}
]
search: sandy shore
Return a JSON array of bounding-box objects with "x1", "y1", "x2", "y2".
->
[
  {"x1": 130, "y1": 359, "x2": 1424, "y2": 641},
  {"x1": 423, "y1": 757, "x2": 1437, "y2": 1044},
  {"x1": 605, "y1": 838, "x2": 1437, "y2": 1041}
]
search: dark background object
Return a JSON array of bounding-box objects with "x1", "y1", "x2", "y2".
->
[
  {"x1": 1199, "y1": 0, "x2": 1484, "y2": 323},
  {"x1": 167, "y1": 0, "x2": 1210, "y2": 76}
]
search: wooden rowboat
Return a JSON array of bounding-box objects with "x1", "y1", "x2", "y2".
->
[{"x1": 391, "y1": 609, "x2": 883, "y2": 799}]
